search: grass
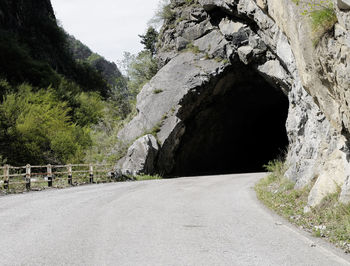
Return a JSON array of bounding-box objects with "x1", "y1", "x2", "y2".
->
[
  {"x1": 1, "y1": 172, "x2": 117, "y2": 194},
  {"x1": 310, "y1": 6, "x2": 337, "y2": 46},
  {"x1": 310, "y1": 6, "x2": 337, "y2": 32},
  {"x1": 255, "y1": 160, "x2": 350, "y2": 253},
  {"x1": 185, "y1": 43, "x2": 200, "y2": 54},
  {"x1": 149, "y1": 122, "x2": 162, "y2": 136},
  {"x1": 134, "y1": 174, "x2": 162, "y2": 181},
  {"x1": 292, "y1": 0, "x2": 337, "y2": 46},
  {"x1": 1, "y1": 172, "x2": 164, "y2": 195}
]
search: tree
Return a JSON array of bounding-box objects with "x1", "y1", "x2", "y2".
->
[
  {"x1": 123, "y1": 51, "x2": 158, "y2": 97},
  {"x1": 0, "y1": 83, "x2": 91, "y2": 165},
  {"x1": 139, "y1": 27, "x2": 159, "y2": 56}
]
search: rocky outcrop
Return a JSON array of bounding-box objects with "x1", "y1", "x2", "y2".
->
[
  {"x1": 116, "y1": 0, "x2": 350, "y2": 208},
  {"x1": 116, "y1": 134, "x2": 159, "y2": 176}
]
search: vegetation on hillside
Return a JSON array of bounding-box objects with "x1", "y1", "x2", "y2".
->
[
  {"x1": 0, "y1": 1, "x2": 129, "y2": 166},
  {"x1": 0, "y1": 0, "x2": 162, "y2": 167},
  {"x1": 67, "y1": 35, "x2": 124, "y2": 89},
  {"x1": 256, "y1": 160, "x2": 350, "y2": 253}
]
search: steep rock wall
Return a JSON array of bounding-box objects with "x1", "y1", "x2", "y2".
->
[{"x1": 117, "y1": 0, "x2": 350, "y2": 208}]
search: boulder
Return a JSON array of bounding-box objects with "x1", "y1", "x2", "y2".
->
[
  {"x1": 116, "y1": 135, "x2": 159, "y2": 176},
  {"x1": 237, "y1": 46, "x2": 253, "y2": 64},
  {"x1": 307, "y1": 150, "x2": 350, "y2": 209}
]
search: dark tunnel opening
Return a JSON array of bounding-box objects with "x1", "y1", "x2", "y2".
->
[{"x1": 171, "y1": 64, "x2": 289, "y2": 176}]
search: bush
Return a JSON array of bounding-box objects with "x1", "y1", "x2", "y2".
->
[
  {"x1": 73, "y1": 92, "x2": 104, "y2": 127},
  {"x1": 120, "y1": 51, "x2": 158, "y2": 98},
  {"x1": 0, "y1": 83, "x2": 91, "y2": 165},
  {"x1": 309, "y1": 6, "x2": 337, "y2": 32},
  {"x1": 293, "y1": 0, "x2": 337, "y2": 37},
  {"x1": 149, "y1": 0, "x2": 175, "y2": 27},
  {"x1": 263, "y1": 159, "x2": 287, "y2": 180}
]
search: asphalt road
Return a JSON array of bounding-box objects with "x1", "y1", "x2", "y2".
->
[{"x1": 0, "y1": 173, "x2": 350, "y2": 266}]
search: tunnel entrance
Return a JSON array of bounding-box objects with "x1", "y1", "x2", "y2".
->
[{"x1": 171, "y1": 63, "x2": 289, "y2": 176}]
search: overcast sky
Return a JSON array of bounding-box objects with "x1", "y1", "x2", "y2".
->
[{"x1": 51, "y1": 0, "x2": 160, "y2": 64}]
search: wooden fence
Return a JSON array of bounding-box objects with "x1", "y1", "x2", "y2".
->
[{"x1": 0, "y1": 163, "x2": 115, "y2": 192}]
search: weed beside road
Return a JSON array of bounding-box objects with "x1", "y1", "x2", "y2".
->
[{"x1": 255, "y1": 160, "x2": 350, "y2": 253}]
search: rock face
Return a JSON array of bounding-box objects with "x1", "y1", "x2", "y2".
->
[
  {"x1": 116, "y1": 135, "x2": 159, "y2": 176},
  {"x1": 117, "y1": 0, "x2": 350, "y2": 208}
]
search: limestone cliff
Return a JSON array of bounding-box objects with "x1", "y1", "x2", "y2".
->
[{"x1": 116, "y1": 0, "x2": 350, "y2": 209}]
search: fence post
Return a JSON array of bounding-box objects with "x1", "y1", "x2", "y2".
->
[
  {"x1": 68, "y1": 164, "x2": 72, "y2": 185},
  {"x1": 3, "y1": 164, "x2": 9, "y2": 190},
  {"x1": 47, "y1": 164, "x2": 52, "y2": 187},
  {"x1": 26, "y1": 164, "x2": 31, "y2": 190},
  {"x1": 89, "y1": 164, "x2": 94, "y2": 184}
]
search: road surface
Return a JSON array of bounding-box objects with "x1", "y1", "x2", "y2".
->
[{"x1": 0, "y1": 173, "x2": 349, "y2": 266}]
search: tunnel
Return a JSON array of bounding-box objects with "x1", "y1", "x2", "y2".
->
[{"x1": 171, "y1": 63, "x2": 289, "y2": 176}]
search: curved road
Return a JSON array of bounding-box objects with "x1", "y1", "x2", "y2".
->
[{"x1": 0, "y1": 173, "x2": 349, "y2": 266}]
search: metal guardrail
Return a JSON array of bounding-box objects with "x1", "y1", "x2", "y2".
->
[{"x1": 0, "y1": 163, "x2": 115, "y2": 191}]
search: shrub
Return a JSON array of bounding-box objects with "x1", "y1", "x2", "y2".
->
[
  {"x1": 292, "y1": 0, "x2": 337, "y2": 37},
  {"x1": 139, "y1": 27, "x2": 159, "y2": 56},
  {"x1": 185, "y1": 43, "x2": 200, "y2": 54},
  {"x1": 120, "y1": 51, "x2": 158, "y2": 98},
  {"x1": 263, "y1": 159, "x2": 287, "y2": 180},
  {"x1": 73, "y1": 92, "x2": 104, "y2": 127},
  {"x1": 149, "y1": 0, "x2": 175, "y2": 27},
  {"x1": 309, "y1": 6, "x2": 337, "y2": 32},
  {"x1": 0, "y1": 83, "x2": 91, "y2": 165}
]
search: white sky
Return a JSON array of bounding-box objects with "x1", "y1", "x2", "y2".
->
[{"x1": 51, "y1": 0, "x2": 160, "y2": 64}]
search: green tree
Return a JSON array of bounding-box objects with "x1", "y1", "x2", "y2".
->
[
  {"x1": 122, "y1": 51, "x2": 158, "y2": 97},
  {"x1": 0, "y1": 83, "x2": 91, "y2": 165},
  {"x1": 139, "y1": 27, "x2": 159, "y2": 56},
  {"x1": 73, "y1": 92, "x2": 104, "y2": 127}
]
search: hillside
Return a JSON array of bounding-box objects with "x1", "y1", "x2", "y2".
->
[
  {"x1": 0, "y1": 0, "x2": 127, "y2": 166},
  {"x1": 67, "y1": 35, "x2": 123, "y2": 88}
]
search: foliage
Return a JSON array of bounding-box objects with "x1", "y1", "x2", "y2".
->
[
  {"x1": 309, "y1": 6, "x2": 337, "y2": 32},
  {"x1": 72, "y1": 92, "x2": 104, "y2": 127},
  {"x1": 0, "y1": 2, "x2": 134, "y2": 168},
  {"x1": 83, "y1": 99, "x2": 131, "y2": 164},
  {"x1": 185, "y1": 43, "x2": 200, "y2": 54},
  {"x1": 0, "y1": 16, "x2": 111, "y2": 98},
  {"x1": 0, "y1": 32, "x2": 61, "y2": 92},
  {"x1": 0, "y1": 83, "x2": 91, "y2": 165},
  {"x1": 256, "y1": 159, "x2": 350, "y2": 253},
  {"x1": 149, "y1": 0, "x2": 174, "y2": 27},
  {"x1": 139, "y1": 27, "x2": 159, "y2": 56},
  {"x1": 120, "y1": 51, "x2": 158, "y2": 98},
  {"x1": 263, "y1": 159, "x2": 287, "y2": 179},
  {"x1": 292, "y1": 0, "x2": 337, "y2": 36}
]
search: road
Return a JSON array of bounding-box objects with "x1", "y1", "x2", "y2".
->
[{"x1": 0, "y1": 173, "x2": 349, "y2": 266}]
